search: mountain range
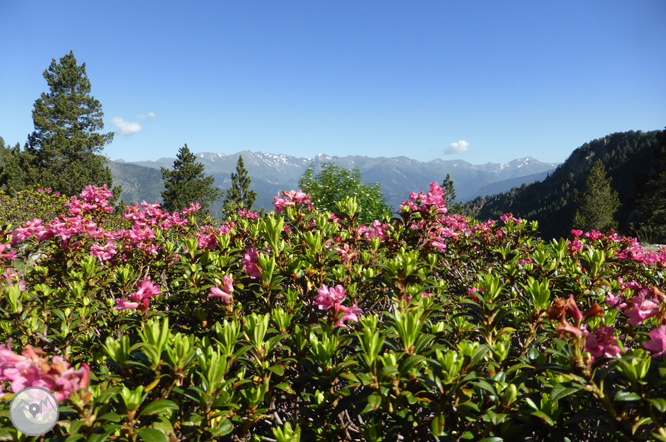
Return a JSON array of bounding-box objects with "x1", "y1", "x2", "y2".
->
[
  {"x1": 109, "y1": 152, "x2": 559, "y2": 215},
  {"x1": 464, "y1": 130, "x2": 662, "y2": 240}
]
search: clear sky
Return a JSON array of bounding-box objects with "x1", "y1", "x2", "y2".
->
[{"x1": 1, "y1": 1, "x2": 664, "y2": 165}]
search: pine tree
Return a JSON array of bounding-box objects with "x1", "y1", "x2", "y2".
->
[
  {"x1": 161, "y1": 144, "x2": 222, "y2": 216},
  {"x1": 634, "y1": 127, "x2": 666, "y2": 242},
  {"x1": 441, "y1": 173, "x2": 465, "y2": 215},
  {"x1": 572, "y1": 159, "x2": 621, "y2": 233},
  {"x1": 18, "y1": 51, "x2": 120, "y2": 199},
  {"x1": 222, "y1": 155, "x2": 257, "y2": 217}
]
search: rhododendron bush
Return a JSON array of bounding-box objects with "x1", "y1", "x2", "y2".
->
[{"x1": 0, "y1": 183, "x2": 665, "y2": 441}]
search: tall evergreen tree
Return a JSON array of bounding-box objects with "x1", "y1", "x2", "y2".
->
[
  {"x1": 18, "y1": 51, "x2": 120, "y2": 199},
  {"x1": 441, "y1": 173, "x2": 465, "y2": 215},
  {"x1": 634, "y1": 127, "x2": 666, "y2": 241},
  {"x1": 0, "y1": 140, "x2": 27, "y2": 194},
  {"x1": 572, "y1": 159, "x2": 621, "y2": 233},
  {"x1": 161, "y1": 144, "x2": 222, "y2": 216},
  {"x1": 222, "y1": 155, "x2": 257, "y2": 217}
]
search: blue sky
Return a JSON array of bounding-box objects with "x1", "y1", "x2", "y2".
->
[{"x1": 1, "y1": 1, "x2": 664, "y2": 165}]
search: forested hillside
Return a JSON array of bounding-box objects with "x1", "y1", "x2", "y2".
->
[{"x1": 464, "y1": 130, "x2": 662, "y2": 240}]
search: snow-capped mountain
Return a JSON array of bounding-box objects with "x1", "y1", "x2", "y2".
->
[{"x1": 111, "y1": 151, "x2": 559, "y2": 213}]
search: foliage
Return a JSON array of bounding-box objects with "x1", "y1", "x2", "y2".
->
[
  {"x1": 441, "y1": 173, "x2": 465, "y2": 215},
  {"x1": 13, "y1": 51, "x2": 121, "y2": 200},
  {"x1": 160, "y1": 144, "x2": 222, "y2": 221},
  {"x1": 298, "y1": 162, "x2": 392, "y2": 224},
  {"x1": 1, "y1": 183, "x2": 666, "y2": 441},
  {"x1": 634, "y1": 127, "x2": 666, "y2": 243},
  {"x1": 572, "y1": 159, "x2": 621, "y2": 233},
  {"x1": 0, "y1": 138, "x2": 26, "y2": 194},
  {"x1": 465, "y1": 130, "x2": 660, "y2": 240},
  {"x1": 222, "y1": 155, "x2": 257, "y2": 218}
]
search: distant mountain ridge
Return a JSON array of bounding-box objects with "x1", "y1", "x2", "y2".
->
[
  {"x1": 464, "y1": 130, "x2": 662, "y2": 240},
  {"x1": 110, "y1": 151, "x2": 559, "y2": 215}
]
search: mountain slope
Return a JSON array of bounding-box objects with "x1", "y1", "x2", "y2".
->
[
  {"x1": 464, "y1": 130, "x2": 661, "y2": 240},
  {"x1": 114, "y1": 152, "x2": 558, "y2": 212}
]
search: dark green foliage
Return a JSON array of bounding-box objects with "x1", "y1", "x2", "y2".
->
[
  {"x1": 441, "y1": 173, "x2": 465, "y2": 215},
  {"x1": 572, "y1": 160, "x2": 621, "y2": 232},
  {"x1": 633, "y1": 127, "x2": 666, "y2": 242},
  {"x1": 160, "y1": 144, "x2": 222, "y2": 216},
  {"x1": 222, "y1": 155, "x2": 257, "y2": 217},
  {"x1": 0, "y1": 139, "x2": 26, "y2": 194},
  {"x1": 464, "y1": 130, "x2": 660, "y2": 240},
  {"x1": 17, "y1": 51, "x2": 120, "y2": 200},
  {"x1": 298, "y1": 162, "x2": 392, "y2": 224}
]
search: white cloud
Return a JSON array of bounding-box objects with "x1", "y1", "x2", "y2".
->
[
  {"x1": 137, "y1": 112, "x2": 156, "y2": 120},
  {"x1": 445, "y1": 140, "x2": 470, "y2": 155},
  {"x1": 111, "y1": 117, "x2": 142, "y2": 136}
]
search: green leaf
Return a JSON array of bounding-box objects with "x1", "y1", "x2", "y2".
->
[
  {"x1": 550, "y1": 384, "x2": 580, "y2": 402},
  {"x1": 138, "y1": 400, "x2": 179, "y2": 417},
  {"x1": 137, "y1": 428, "x2": 168, "y2": 442},
  {"x1": 97, "y1": 412, "x2": 124, "y2": 422},
  {"x1": 268, "y1": 364, "x2": 284, "y2": 376},
  {"x1": 614, "y1": 391, "x2": 641, "y2": 402},
  {"x1": 648, "y1": 398, "x2": 666, "y2": 413},
  {"x1": 531, "y1": 411, "x2": 555, "y2": 426},
  {"x1": 361, "y1": 393, "x2": 382, "y2": 414}
]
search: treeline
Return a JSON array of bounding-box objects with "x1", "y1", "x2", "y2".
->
[{"x1": 464, "y1": 129, "x2": 666, "y2": 242}]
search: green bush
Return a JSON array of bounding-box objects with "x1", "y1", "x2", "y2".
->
[{"x1": 0, "y1": 184, "x2": 664, "y2": 441}]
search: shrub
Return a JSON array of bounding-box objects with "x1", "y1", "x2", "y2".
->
[{"x1": 0, "y1": 183, "x2": 664, "y2": 441}]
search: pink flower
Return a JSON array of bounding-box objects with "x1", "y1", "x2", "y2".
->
[
  {"x1": 114, "y1": 298, "x2": 140, "y2": 311},
  {"x1": 605, "y1": 293, "x2": 626, "y2": 309},
  {"x1": 643, "y1": 325, "x2": 666, "y2": 358},
  {"x1": 0, "y1": 343, "x2": 89, "y2": 402},
  {"x1": 585, "y1": 326, "x2": 622, "y2": 361},
  {"x1": 571, "y1": 230, "x2": 583, "y2": 239},
  {"x1": 334, "y1": 304, "x2": 363, "y2": 328},
  {"x1": 114, "y1": 280, "x2": 162, "y2": 313},
  {"x1": 314, "y1": 285, "x2": 346, "y2": 310},
  {"x1": 625, "y1": 297, "x2": 660, "y2": 326},
  {"x1": 0, "y1": 244, "x2": 16, "y2": 261},
  {"x1": 209, "y1": 276, "x2": 234, "y2": 303},
  {"x1": 90, "y1": 240, "x2": 117, "y2": 261},
  {"x1": 240, "y1": 247, "x2": 263, "y2": 278}
]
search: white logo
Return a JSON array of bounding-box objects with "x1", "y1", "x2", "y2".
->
[{"x1": 9, "y1": 387, "x2": 60, "y2": 436}]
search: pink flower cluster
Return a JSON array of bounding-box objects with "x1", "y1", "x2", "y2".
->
[
  {"x1": 114, "y1": 280, "x2": 162, "y2": 313},
  {"x1": 66, "y1": 185, "x2": 114, "y2": 218},
  {"x1": 400, "y1": 182, "x2": 448, "y2": 215},
  {"x1": 238, "y1": 210, "x2": 259, "y2": 219},
  {"x1": 208, "y1": 275, "x2": 234, "y2": 303},
  {"x1": 585, "y1": 325, "x2": 622, "y2": 362},
  {"x1": 273, "y1": 190, "x2": 312, "y2": 214},
  {"x1": 194, "y1": 224, "x2": 234, "y2": 251},
  {"x1": 333, "y1": 243, "x2": 357, "y2": 264},
  {"x1": 240, "y1": 247, "x2": 263, "y2": 279},
  {"x1": 500, "y1": 213, "x2": 523, "y2": 225},
  {"x1": 357, "y1": 220, "x2": 390, "y2": 243},
  {"x1": 605, "y1": 282, "x2": 664, "y2": 327},
  {"x1": 0, "y1": 341, "x2": 90, "y2": 402},
  {"x1": 314, "y1": 284, "x2": 363, "y2": 328},
  {"x1": 123, "y1": 201, "x2": 188, "y2": 230}
]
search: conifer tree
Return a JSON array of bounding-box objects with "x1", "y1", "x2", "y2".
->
[
  {"x1": 634, "y1": 127, "x2": 666, "y2": 242},
  {"x1": 18, "y1": 51, "x2": 120, "y2": 199},
  {"x1": 161, "y1": 144, "x2": 222, "y2": 216},
  {"x1": 222, "y1": 155, "x2": 257, "y2": 217},
  {"x1": 442, "y1": 173, "x2": 465, "y2": 215},
  {"x1": 572, "y1": 159, "x2": 621, "y2": 233}
]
